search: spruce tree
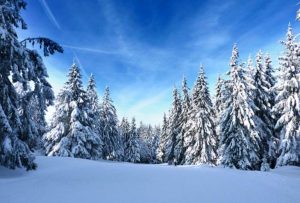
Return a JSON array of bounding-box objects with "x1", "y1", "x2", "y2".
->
[
  {"x1": 44, "y1": 63, "x2": 101, "y2": 159},
  {"x1": 218, "y1": 44, "x2": 263, "y2": 170},
  {"x1": 252, "y1": 50, "x2": 276, "y2": 168},
  {"x1": 214, "y1": 75, "x2": 224, "y2": 116},
  {"x1": 167, "y1": 87, "x2": 183, "y2": 165},
  {"x1": 119, "y1": 117, "x2": 128, "y2": 147},
  {"x1": 138, "y1": 123, "x2": 153, "y2": 163},
  {"x1": 178, "y1": 77, "x2": 191, "y2": 164},
  {"x1": 0, "y1": 0, "x2": 62, "y2": 169},
  {"x1": 100, "y1": 87, "x2": 123, "y2": 161},
  {"x1": 151, "y1": 125, "x2": 160, "y2": 163},
  {"x1": 273, "y1": 24, "x2": 300, "y2": 167},
  {"x1": 86, "y1": 74, "x2": 103, "y2": 158},
  {"x1": 214, "y1": 75, "x2": 225, "y2": 144},
  {"x1": 157, "y1": 113, "x2": 169, "y2": 163},
  {"x1": 183, "y1": 66, "x2": 217, "y2": 165},
  {"x1": 124, "y1": 118, "x2": 140, "y2": 163}
]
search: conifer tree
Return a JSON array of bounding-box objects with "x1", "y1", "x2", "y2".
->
[
  {"x1": 183, "y1": 66, "x2": 217, "y2": 165},
  {"x1": 178, "y1": 77, "x2": 191, "y2": 164},
  {"x1": 157, "y1": 113, "x2": 169, "y2": 163},
  {"x1": 151, "y1": 125, "x2": 160, "y2": 163},
  {"x1": 252, "y1": 50, "x2": 276, "y2": 168},
  {"x1": 86, "y1": 74, "x2": 103, "y2": 158},
  {"x1": 214, "y1": 75, "x2": 224, "y2": 116},
  {"x1": 218, "y1": 44, "x2": 263, "y2": 170},
  {"x1": 0, "y1": 0, "x2": 62, "y2": 169},
  {"x1": 167, "y1": 87, "x2": 183, "y2": 165},
  {"x1": 273, "y1": 24, "x2": 300, "y2": 167},
  {"x1": 124, "y1": 118, "x2": 140, "y2": 163},
  {"x1": 44, "y1": 64, "x2": 101, "y2": 159},
  {"x1": 100, "y1": 87, "x2": 123, "y2": 161},
  {"x1": 119, "y1": 117, "x2": 129, "y2": 146}
]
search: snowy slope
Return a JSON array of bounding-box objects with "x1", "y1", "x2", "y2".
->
[{"x1": 0, "y1": 156, "x2": 299, "y2": 203}]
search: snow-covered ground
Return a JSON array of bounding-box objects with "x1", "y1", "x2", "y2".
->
[{"x1": 0, "y1": 156, "x2": 299, "y2": 203}]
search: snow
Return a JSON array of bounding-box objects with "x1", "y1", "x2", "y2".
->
[{"x1": 0, "y1": 156, "x2": 299, "y2": 203}]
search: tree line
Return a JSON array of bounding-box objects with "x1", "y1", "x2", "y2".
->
[
  {"x1": 0, "y1": 0, "x2": 299, "y2": 171},
  {"x1": 157, "y1": 25, "x2": 300, "y2": 170}
]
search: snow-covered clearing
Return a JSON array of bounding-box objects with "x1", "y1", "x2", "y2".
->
[{"x1": 0, "y1": 156, "x2": 299, "y2": 203}]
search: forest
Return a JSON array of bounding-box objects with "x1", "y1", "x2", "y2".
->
[{"x1": 0, "y1": 0, "x2": 299, "y2": 173}]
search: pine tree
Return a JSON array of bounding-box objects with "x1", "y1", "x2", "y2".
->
[
  {"x1": 86, "y1": 74, "x2": 103, "y2": 158},
  {"x1": 183, "y1": 66, "x2": 217, "y2": 165},
  {"x1": 157, "y1": 113, "x2": 169, "y2": 163},
  {"x1": 100, "y1": 87, "x2": 123, "y2": 161},
  {"x1": 273, "y1": 24, "x2": 300, "y2": 167},
  {"x1": 167, "y1": 87, "x2": 183, "y2": 165},
  {"x1": 44, "y1": 63, "x2": 101, "y2": 159},
  {"x1": 0, "y1": 0, "x2": 62, "y2": 170},
  {"x1": 124, "y1": 118, "x2": 140, "y2": 163},
  {"x1": 218, "y1": 44, "x2": 263, "y2": 170},
  {"x1": 252, "y1": 50, "x2": 276, "y2": 168}
]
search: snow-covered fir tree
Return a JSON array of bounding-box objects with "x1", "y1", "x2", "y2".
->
[
  {"x1": 214, "y1": 75, "x2": 224, "y2": 116},
  {"x1": 124, "y1": 118, "x2": 140, "y2": 163},
  {"x1": 157, "y1": 113, "x2": 169, "y2": 163},
  {"x1": 151, "y1": 125, "x2": 160, "y2": 163},
  {"x1": 273, "y1": 24, "x2": 300, "y2": 167},
  {"x1": 178, "y1": 76, "x2": 191, "y2": 164},
  {"x1": 0, "y1": 0, "x2": 62, "y2": 170},
  {"x1": 167, "y1": 87, "x2": 183, "y2": 165},
  {"x1": 218, "y1": 44, "x2": 263, "y2": 170},
  {"x1": 119, "y1": 117, "x2": 129, "y2": 146},
  {"x1": 137, "y1": 122, "x2": 152, "y2": 162},
  {"x1": 44, "y1": 63, "x2": 101, "y2": 159},
  {"x1": 183, "y1": 66, "x2": 217, "y2": 165},
  {"x1": 100, "y1": 87, "x2": 123, "y2": 161},
  {"x1": 137, "y1": 122, "x2": 160, "y2": 163},
  {"x1": 86, "y1": 74, "x2": 103, "y2": 158},
  {"x1": 252, "y1": 50, "x2": 276, "y2": 168}
]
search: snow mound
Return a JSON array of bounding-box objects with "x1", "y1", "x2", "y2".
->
[{"x1": 0, "y1": 156, "x2": 299, "y2": 203}]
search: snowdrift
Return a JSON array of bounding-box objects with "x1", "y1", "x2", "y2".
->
[{"x1": 0, "y1": 156, "x2": 299, "y2": 203}]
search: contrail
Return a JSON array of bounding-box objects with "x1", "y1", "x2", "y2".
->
[
  {"x1": 62, "y1": 44, "x2": 118, "y2": 55},
  {"x1": 72, "y1": 51, "x2": 89, "y2": 80},
  {"x1": 39, "y1": 0, "x2": 61, "y2": 30}
]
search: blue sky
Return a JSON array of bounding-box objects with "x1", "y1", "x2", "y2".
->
[{"x1": 19, "y1": 0, "x2": 299, "y2": 125}]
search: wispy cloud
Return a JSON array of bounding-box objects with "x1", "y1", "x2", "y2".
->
[
  {"x1": 38, "y1": 0, "x2": 61, "y2": 30},
  {"x1": 72, "y1": 51, "x2": 89, "y2": 80},
  {"x1": 116, "y1": 87, "x2": 172, "y2": 125},
  {"x1": 63, "y1": 44, "x2": 118, "y2": 55}
]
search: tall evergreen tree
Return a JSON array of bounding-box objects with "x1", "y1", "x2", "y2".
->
[
  {"x1": 151, "y1": 125, "x2": 160, "y2": 163},
  {"x1": 167, "y1": 87, "x2": 183, "y2": 165},
  {"x1": 183, "y1": 66, "x2": 217, "y2": 165},
  {"x1": 119, "y1": 117, "x2": 128, "y2": 147},
  {"x1": 178, "y1": 77, "x2": 191, "y2": 164},
  {"x1": 0, "y1": 0, "x2": 62, "y2": 169},
  {"x1": 157, "y1": 113, "x2": 169, "y2": 163},
  {"x1": 273, "y1": 24, "x2": 300, "y2": 167},
  {"x1": 252, "y1": 50, "x2": 276, "y2": 168},
  {"x1": 100, "y1": 87, "x2": 123, "y2": 161},
  {"x1": 218, "y1": 44, "x2": 263, "y2": 170},
  {"x1": 124, "y1": 118, "x2": 140, "y2": 163},
  {"x1": 86, "y1": 74, "x2": 103, "y2": 158},
  {"x1": 44, "y1": 63, "x2": 101, "y2": 159},
  {"x1": 214, "y1": 75, "x2": 224, "y2": 116}
]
